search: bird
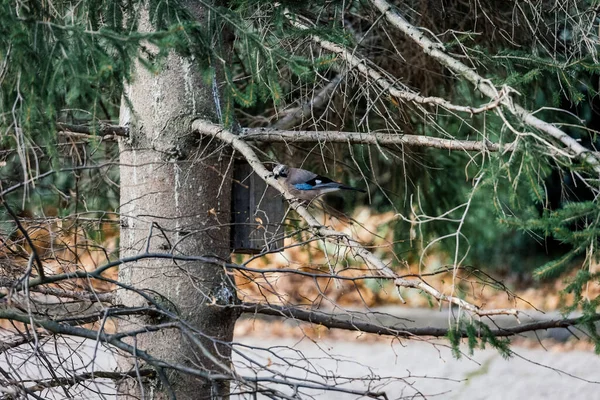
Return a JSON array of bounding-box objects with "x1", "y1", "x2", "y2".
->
[{"x1": 272, "y1": 164, "x2": 366, "y2": 202}]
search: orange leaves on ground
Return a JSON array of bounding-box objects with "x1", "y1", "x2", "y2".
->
[
  {"x1": 1, "y1": 218, "x2": 119, "y2": 297},
  {"x1": 233, "y1": 206, "x2": 579, "y2": 313},
  {"x1": 234, "y1": 207, "x2": 401, "y2": 309},
  {"x1": 0, "y1": 217, "x2": 119, "y2": 333}
]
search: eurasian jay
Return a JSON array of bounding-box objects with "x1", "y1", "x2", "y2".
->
[{"x1": 272, "y1": 164, "x2": 366, "y2": 202}]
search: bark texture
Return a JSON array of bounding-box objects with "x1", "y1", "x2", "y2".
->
[{"x1": 117, "y1": 4, "x2": 236, "y2": 399}]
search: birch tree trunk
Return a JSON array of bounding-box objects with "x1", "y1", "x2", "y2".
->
[{"x1": 116, "y1": 4, "x2": 237, "y2": 398}]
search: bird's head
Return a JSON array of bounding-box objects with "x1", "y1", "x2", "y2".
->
[{"x1": 273, "y1": 164, "x2": 289, "y2": 179}]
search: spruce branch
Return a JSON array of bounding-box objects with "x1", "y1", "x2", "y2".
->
[
  {"x1": 368, "y1": 0, "x2": 600, "y2": 173},
  {"x1": 286, "y1": 13, "x2": 509, "y2": 117}
]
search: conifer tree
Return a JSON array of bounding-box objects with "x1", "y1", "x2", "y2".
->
[{"x1": 1, "y1": 0, "x2": 600, "y2": 398}]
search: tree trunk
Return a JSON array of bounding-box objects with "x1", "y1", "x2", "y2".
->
[{"x1": 116, "y1": 4, "x2": 237, "y2": 399}]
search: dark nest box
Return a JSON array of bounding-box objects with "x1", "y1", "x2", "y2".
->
[{"x1": 231, "y1": 161, "x2": 286, "y2": 254}]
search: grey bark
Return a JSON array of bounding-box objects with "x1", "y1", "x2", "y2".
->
[{"x1": 117, "y1": 5, "x2": 237, "y2": 399}]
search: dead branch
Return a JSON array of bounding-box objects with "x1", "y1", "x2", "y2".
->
[
  {"x1": 368, "y1": 0, "x2": 600, "y2": 173},
  {"x1": 16, "y1": 370, "x2": 156, "y2": 393},
  {"x1": 30, "y1": 287, "x2": 114, "y2": 303},
  {"x1": 56, "y1": 122, "x2": 129, "y2": 138},
  {"x1": 272, "y1": 75, "x2": 344, "y2": 129},
  {"x1": 240, "y1": 302, "x2": 600, "y2": 339},
  {"x1": 242, "y1": 127, "x2": 512, "y2": 152},
  {"x1": 287, "y1": 13, "x2": 507, "y2": 117},
  {"x1": 1, "y1": 200, "x2": 45, "y2": 281},
  {"x1": 0, "y1": 308, "x2": 389, "y2": 399}
]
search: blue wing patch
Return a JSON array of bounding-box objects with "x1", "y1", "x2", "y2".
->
[{"x1": 294, "y1": 183, "x2": 314, "y2": 190}]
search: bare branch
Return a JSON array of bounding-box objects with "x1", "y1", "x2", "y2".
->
[
  {"x1": 0, "y1": 162, "x2": 120, "y2": 197},
  {"x1": 368, "y1": 0, "x2": 600, "y2": 173},
  {"x1": 241, "y1": 302, "x2": 600, "y2": 339},
  {"x1": 0, "y1": 332, "x2": 46, "y2": 354},
  {"x1": 0, "y1": 309, "x2": 389, "y2": 399},
  {"x1": 1, "y1": 200, "x2": 45, "y2": 281},
  {"x1": 287, "y1": 13, "x2": 507, "y2": 116},
  {"x1": 50, "y1": 123, "x2": 509, "y2": 151},
  {"x1": 272, "y1": 75, "x2": 344, "y2": 129},
  {"x1": 58, "y1": 130, "x2": 118, "y2": 142},
  {"x1": 19, "y1": 370, "x2": 156, "y2": 393},
  {"x1": 0, "y1": 242, "x2": 520, "y2": 320},
  {"x1": 30, "y1": 287, "x2": 114, "y2": 303},
  {"x1": 56, "y1": 122, "x2": 129, "y2": 138},
  {"x1": 242, "y1": 127, "x2": 512, "y2": 152}
]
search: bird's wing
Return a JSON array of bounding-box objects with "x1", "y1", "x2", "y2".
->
[
  {"x1": 286, "y1": 168, "x2": 357, "y2": 192},
  {"x1": 294, "y1": 176, "x2": 342, "y2": 191},
  {"x1": 286, "y1": 168, "x2": 318, "y2": 185},
  {"x1": 303, "y1": 176, "x2": 337, "y2": 187}
]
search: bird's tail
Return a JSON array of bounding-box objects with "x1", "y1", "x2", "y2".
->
[{"x1": 340, "y1": 185, "x2": 366, "y2": 193}]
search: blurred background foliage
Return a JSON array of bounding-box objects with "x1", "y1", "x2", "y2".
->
[{"x1": 1, "y1": 0, "x2": 599, "y2": 296}]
